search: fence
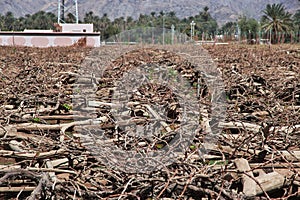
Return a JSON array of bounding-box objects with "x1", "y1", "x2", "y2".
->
[
  {"x1": 105, "y1": 27, "x2": 190, "y2": 45},
  {"x1": 104, "y1": 27, "x2": 300, "y2": 45},
  {"x1": 215, "y1": 31, "x2": 300, "y2": 44}
]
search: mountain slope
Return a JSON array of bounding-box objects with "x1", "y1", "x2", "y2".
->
[{"x1": 0, "y1": 0, "x2": 298, "y2": 24}]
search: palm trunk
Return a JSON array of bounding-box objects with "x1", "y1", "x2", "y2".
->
[{"x1": 276, "y1": 31, "x2": 279, "y2": 44}]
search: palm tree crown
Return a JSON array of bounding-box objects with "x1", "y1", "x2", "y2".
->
[{"x1": 261, "y1": 3, "x2": 293, "y2": 43}]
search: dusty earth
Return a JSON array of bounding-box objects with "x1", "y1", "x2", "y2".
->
[{"x1": 0, "y1": 44, "x2": 299, "y2": 199}]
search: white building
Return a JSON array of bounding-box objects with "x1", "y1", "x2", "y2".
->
[{"x1": 0, "y1": 23, "x2": 100, "y2": 47}]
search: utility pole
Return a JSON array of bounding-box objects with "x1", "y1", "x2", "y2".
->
[
  {"x1": 190, "y1": 20, "x2": 195, "y2": 41},
  {"x1": 75, "y1": 0, "x2": 78, "y2": 23},
  {"x1": 236, "y1": 21, "x2": 240, "y2": 43},
  {"x1": 162, "y1": 11, "x2": 165, "y2": 45},
  {"x1": 58, "y1": 0, "x2": 79, "y2": 24},
  {"x1": 58, "y1": 0, "x2": 61, "y2": 23},
  {"x1": 62, "y1": 0, "x2": 65, "y2": 22},
  {"x1": 171, "y1": 24, "x2": 175, "y2": 44}
]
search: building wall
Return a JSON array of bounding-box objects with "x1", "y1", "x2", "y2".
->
[
  {"x1": 60, "y1": 24, "x2": 93, "y2": 33},
  {"x1": 0, "y1": 34, "x2": 100, "y2": 47}
]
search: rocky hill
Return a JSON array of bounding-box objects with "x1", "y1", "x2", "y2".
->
[{"x1": 0, "y1": 0, "x2": 299, "y2": 24}]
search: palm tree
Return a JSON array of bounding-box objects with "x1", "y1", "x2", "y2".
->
[
  {"x1": 125, "y1": 16, "x2": 133, "y2": 29},
  {"x1": 0, "y1": 14, "x2": 4, "y2": 30},
  {"x1": 261, "y1": 3, "x2": 293, "y2": 43},
  {"x1": 114, "y1": 17, "x2": 125, "y2": 31},
  {"x1": 150, "y1": 12, "x2": 156, "y2": 18},
  {"x1": 66, "y1": 13, "x2": 76, "y2": 23},
  {"x1": 202, "y1": 6, "x2": 210, "y2": 21},
  {"x1": 84, "y1": 11, "x2": 100, "y2": 24},
  {"x1": 3, "y1": 12, "x2": 15, "y2": 30},
  {"x1": 293, "y1": 10, "x2": 300, "y2": 42},
  {"x1": 14, "y1": 17, "x2": 26, "y2": 31}
]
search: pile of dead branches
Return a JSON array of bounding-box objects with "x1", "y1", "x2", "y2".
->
[{"x1": 0, "y1": 44, "x2": 299, "y2": 199}]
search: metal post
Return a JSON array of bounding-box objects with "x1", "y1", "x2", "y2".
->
[
  {"x1": 75, "y1": 0, "x2": 79, "y2": 24},
  {"x1": 258, "y1": 21, "x2": 261, "y2": 44},
  {"x1": 58, "y1": 0, "x2": 78, "y2": 24},
  {"x1": 150, "y1": 21, "x2": 154, "y2": 44},
  {"x1": 162, "y1": 12, "x2": 165, "y2": 45},
  {"x1": 248, "y1": 30, "x2": 251, "y2": 42},
  {"x1": 58, "y1": 0, "x2": 61, "y2": 23},
  {"x1": 269, "y1": 28, "x2": 272, "y2": 44},
  {"x1": 57, "y1": 0, "x2": 65, "y2": 23},
  {"x1": 171, "y1": 24, "x2": 175, "y2": 44},
  {"x1": 236, "y1": 21, "x2": 240, "y2": 42},
  {"x1": 190, "y1": 23, "x2": 192, "y2": 40},
  {"x1": 190, "y1": 20, "x2": 195, "y2": 41},
  {"x1": 61, "y1": 0, "x2": 65, "y2": 22}
]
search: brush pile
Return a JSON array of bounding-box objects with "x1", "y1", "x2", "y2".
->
[{"x1": 0, "y1": 44, "x2": 299, "y2": 199}]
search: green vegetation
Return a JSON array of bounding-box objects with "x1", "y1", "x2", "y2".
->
[
  {"x1": 155, "y1": 143, "x2": 164, "y2": 149},
  {"x1": 0, "y1": 8, "x2": 217, "y2": 40},
  {"x1": 0, "y1": 3, "x2": 299, "y2": 43},
  {"x1": 65, "y1": 131, "x2": 74, "y2": 138},
  {"x1": 62, "y1": 103, "x2": 72, "y2": 111},
  {"x1": 219, "y1": 21, "x2": 237, "y2": 36},
  {"x1": 189, "y1": 145, "x2": 196, "y2": 150},
  {"x1": 261, "y1": 3, "x2": 294, "y2": 43},
  {"x1": 0, "y1": 11, "x2": 56, "y2": 31},
  {"x1": 32, "y1": 117, "x2": 41, "y2": 123},
  {"x1": 220, "y1": 3, "x2": 299, "y2": 43},
  {"x1": 238, "y1": 16, "x2": 259, "y2": 40},
  {"x1": 208, "y1": 160, "x2": 229, "y2": 165}
]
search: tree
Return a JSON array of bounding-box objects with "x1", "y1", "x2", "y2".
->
[
  {"x1": 65, "y1": 13, "x2": 76, "y2": 23},
  {"x1": 102, "y1": 24, "x2": 120, "y2": 40},
  {"x1": 3, "y1": 12, "x2": 15, "y2": 30},
  {"x1": 202, "y1": 6, "x2": 210, "y2": 21},
  {"x1": 166, "y1": 11, "x2": 179, "y2": 27},
  {"x1": 293, "y1": 10, "x2": 300, "y2": 31},
  {"x1": 293, "y1": 9, "x2": 300, "y2": 42},
  {"x1": 137, "y1": 14, "x2": 149, "y2": 26},
  {"x1": 261, "y1": 3, "x2": 293, "y2": 43},
  {"x1": 168, "y1": 11, "x2": 176, "y2": 18},
  {"x1": 0, "y1": 14, "x2": 4, "y2": 30},
  {"x1": 220, "y1": 21, "x2": 238, "y2": 40},
  {"x1": 159, "y1": 11, "x2": 164, "y2": 17},
  {"x1": 100, "y1": 13, "x2": 111, "y2": 29},
  {"x1": 84, "y1": 11, "x2": 99, "y2": 24},
  {"x1": 14, "y1": 17, "x2": 26, "y2": 31},
  {"x1": 125, "y1": 16, "x2": 134, "y2": 29},
  {"x1": 114, "y1": 17, "x2": 125, "y2": 31},
  {"x1": 220, "y1": 21, "x2": 237, "y2": 35},
  {"x1": 94, "y1": 13, "x2": 112, "y2": 39},
  {"x1": 150, "y1": 12, "x2": 156, "y2": 18},
  {"x1": 193, "y1": 7, "x2": 218, "y2": 39},
  {"x1": 238, "y1": 16, "x2": 259, "y2": 40},
  {"x1": 28, "y1": 11, "x2": 56, "y2": 30}
]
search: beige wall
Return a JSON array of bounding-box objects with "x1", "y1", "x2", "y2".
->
[
  {"x1": 60, "y1": 24, "x2": 94, "y2": 33},
  {"x1": 0, "y1": 34, "x2": 100, "y2": 47}
]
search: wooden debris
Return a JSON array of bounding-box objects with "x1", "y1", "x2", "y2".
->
[
  {"x1": 235, "y1": 158, "x2": 285, "y2": 197},
  {"x1": 0, "y1": 44, "x2": 299, "y2": 199},
  {"x1": 235, "y1": 158, "x2": 256, "y2": 196}
]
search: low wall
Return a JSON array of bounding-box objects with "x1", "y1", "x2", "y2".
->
[{"x1": 0, "y1": 32, "x2": 100, "y2": 47}]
